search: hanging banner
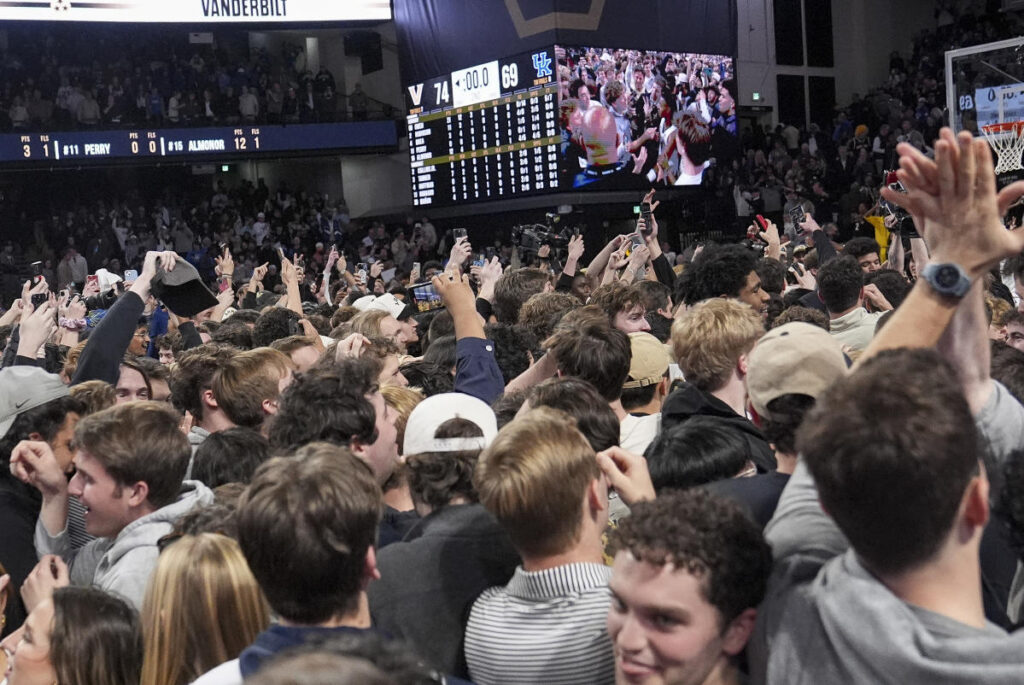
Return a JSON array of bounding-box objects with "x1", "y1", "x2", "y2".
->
[{"x1": 0, "y1": 0, "x2": 391, "y2": 23}]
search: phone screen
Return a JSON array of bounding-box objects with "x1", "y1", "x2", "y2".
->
[
  {"x1": 408, "y1": 281, "x2": 445, "y2": 313},
  {"x1": 453, "y1": 228, "x2": 468, "y2": 240},
  {"x1": 640, "y1": 202, "x2": 652, "y2": 234}
]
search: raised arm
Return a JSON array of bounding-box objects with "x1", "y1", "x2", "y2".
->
[{"x1": 861, "y1": 129, "x2": 1024, "y2": 362}]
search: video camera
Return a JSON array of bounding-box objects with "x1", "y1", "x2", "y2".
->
[{"x1": 511, "y1": 213, "x2": 573, "y2": 254}]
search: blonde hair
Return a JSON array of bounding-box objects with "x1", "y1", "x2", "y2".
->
[
  {"x1": 987, "y1": 293, "x2": 1013, "y2": 328},
  {"x1": 380, "y1": 385, "x2": 424, "y2": 452},
  {"x1": 349, "y1": 310, "x2": 390, "y2": 339},
  {"x1": 61, "y1": 340, "x2": 88, "y2": 381},
  {"x1": 69, "y1": 380, "x2": 116, "y2": 415},
  {"x1": 474, "y1": 407, "x2": 598, "y2": 557},
  {"x1": 670, "y1": 298, "x2": 764, "y2": 392},
  {"x1": 141, "y1": 533, "x2": 269, "y2": 685}
]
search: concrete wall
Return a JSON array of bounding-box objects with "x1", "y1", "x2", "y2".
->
[{"x1": 736, "y1": 0, "x2": 943, "y2": 126}]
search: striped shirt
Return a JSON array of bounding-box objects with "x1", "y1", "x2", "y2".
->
[{"x1": 464, "y1": 562, "x2": 615, "y2": 685}]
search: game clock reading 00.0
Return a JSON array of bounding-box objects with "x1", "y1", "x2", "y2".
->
[{"x1": 405, "y1": 47, "x2": 561, "y2": 207}]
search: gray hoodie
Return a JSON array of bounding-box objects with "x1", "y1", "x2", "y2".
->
[
  {"x1": 36, "y1": 480, "x2": 214, "y2": 610},
  {"x1": 750, "y1": 382, "x2": 1024, "y2": 684}
]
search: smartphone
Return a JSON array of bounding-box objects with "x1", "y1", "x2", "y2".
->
[
  {"x1": 30, "y1": 261, "x2": 43, "y2": 285},
  {"x1": 408, "y1": 280, "x2": 446, "y2": 313},
  {"x1": 473, "y1": 253, "x2": 486, "y2": 268},
  {"x1": 30, "y1": 293, "x2": 47, "y2": 309},
  {"x1": 412, "y1": 261, "x2": 421, "y2": 275},
  {"x1": 640, "y1": 202, "x2": 652, "y2": 235},
  {"x1": 453, "y1": 228, "x2": 468, "y2": 240},
  {"x1": 788, "y1": 205, "x2": 805, "y2": 226},
  {"x1": 86, "y1": 274, "x2": 99, "y2": 289},
  {"x1": 124, "y1": 269, "x2": 138, "y2": 282},
  {"x1": 356, "y1": 262, "x2": 368, "y2": 283}
]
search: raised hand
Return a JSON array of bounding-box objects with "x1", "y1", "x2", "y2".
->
[
  {"x1": 596, "y1": 446, "x2": 655, "y2": 506},
  {"x1": 10, "y1": 440, "x2": 68, "y2": 497},
  {"x1": 17, "y1": 300, "x2": 58, "y2": 358},
  {"x1": 21, "y1": 555, "x2": 69, "y2": 614},
  {"x1": 883, "y1": 128, "x2": 1024, "y2": 279},
  {"x1": 566, "y1": 235, "x2": 585, "y2": 262},
  {"x1": 214, "y1": 246, "x2": 234, "y2": 280},
  {"x1": 448, "y1": 237, "x2": 472, "y2": 271}
]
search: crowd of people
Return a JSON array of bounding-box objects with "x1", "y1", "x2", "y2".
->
[
  {"x1": 0, "y1": 124, "x2": 1024, "y2": 685},
  {"x1": 4, "y1": 6, "x2": 1024, "y2": 685},
  {"x1": 0, "y1": 25, "x2": 380, "y2": 133},
  {"x1": 557, "y1": 46, "x2": 737, "y2": 189}
]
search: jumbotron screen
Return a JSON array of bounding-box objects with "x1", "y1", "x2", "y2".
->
[
  {"x1": 405, "y1": 47, "x2": 561, "y2": 207},
  {"x1": 556, "y1": 45, "x2": 737, "y2": 189}
]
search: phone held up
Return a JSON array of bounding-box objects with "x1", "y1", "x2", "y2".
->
[{"x1": 640, "y1": 201, "x2": 653, "y2": 236}]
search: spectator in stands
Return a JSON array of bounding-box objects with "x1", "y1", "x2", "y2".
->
[
  {"x1": 619, "y1": 331, "x2": 671, "y2": 453},
  {"x1": 665, "y1": 298, "x2": 775, "y2": 472},
  {"x1": 141, "y1": 533, "x2": 269, "y2": 685},
  {"x1": 466, "y1": 407, "x2": 614, "y2": 685},
  {"x1": 267, "y1": 360, "x2": 409, "y2": 545},
  {"x1": 817, "y1": 255, "x2": 884, "y2": 352},
  {"x1": 190, "y1": 428, "x2": 271, "y2": 489},
  {"x1": 211, "y1": 348, "x2": 294, "y2": 435},
  {"x1": 680, "y1": 243, "x2": 769, "y2": 319},
  {"x1": 1002, "y1": 311, "x2": 1024, "y2": 353},
  {"x1": 192, "y1": 444, "x2": 382, "y2": 684},
  {"x1": 12, "y1": 402, "x2": 213, "y2": 610},
  {"x1": 546, "y1": 313, "x2": 660, "y2": 454},
  {"x1": 369, "y1": 393, "x2": 518, "y2": 678},
  {"x1": 7, "y1": 586, "x2": 142, "y2": 685},
  {"x1": 707, "y1": 322, "x2": 847, "y2": 527},
  {"x1": 493, "y1": 268, "x2": 552, "y2": 324},
  {"x1": 607, "y1": 490, "x2": 771, "y2": 685},
  {"x1": 0, "y1": 367, "x2": 85, "y2": 632},
  {"x1": 590, "y1": 282, "x2": 652, "y2": 333},
  {"x1": 170, "y1": 345, "x2": 239, "y2": 455},
  {"x1": 842, "y1": 237, "x2": 883, "y2": 273}
]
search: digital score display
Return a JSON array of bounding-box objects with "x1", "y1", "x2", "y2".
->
[
  {"x1": 1, "y1": 121, "x2": 397, "y2": 165},
  {"x1": 405, "y1": 47, "x2": 560, "y2": 207}
]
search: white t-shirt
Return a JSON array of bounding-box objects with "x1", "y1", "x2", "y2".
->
[{"x1": 620, "y1": 413, "x2": 660, "y2": 455}]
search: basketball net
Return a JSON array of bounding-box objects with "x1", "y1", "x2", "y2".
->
[{"x1": 980, "y1": 121, "x2": 1024, "y2": 174}]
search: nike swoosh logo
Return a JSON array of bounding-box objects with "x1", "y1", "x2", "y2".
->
[{"x1": 14, "y1": 400, "x2": 28, "y2": 409}]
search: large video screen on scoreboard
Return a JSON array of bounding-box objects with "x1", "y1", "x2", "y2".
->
[
  {"x1": 557, "y1": 46, "x2": 736, "y2": 189},
  {"x1": 406, "y1": 47, "x2": 560, "y2": 207},
  {"x1": 404, "y1": 44, "x2": 737, "y2": 207}
]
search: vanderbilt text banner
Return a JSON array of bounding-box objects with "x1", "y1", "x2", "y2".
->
[{"x1": 0, "y1": 0, "x2": 391, "y2": 23}]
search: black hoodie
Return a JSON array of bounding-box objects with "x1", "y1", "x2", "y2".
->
[{"x1": 660, "y1": 381, "x2": 777, "y2": 472}]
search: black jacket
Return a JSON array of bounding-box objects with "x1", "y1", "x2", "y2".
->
[{"x1": 660, "y1": 381, "x2": 777, "y2": 472}]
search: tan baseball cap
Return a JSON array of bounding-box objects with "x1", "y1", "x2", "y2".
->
[
  {"x1": 623, "y1": 332, "x2": 672, "y2": 389},
  {"x1": 747, "y1": 322, "x2": 848, "y2": 419}
]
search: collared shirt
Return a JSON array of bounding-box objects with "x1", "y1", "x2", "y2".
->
[
  {"x1": 828, "y1": 307, "x2": 884, "y2": 352},
  {"x1": 465, "y1": 562, "x2": 614, "y2": 685}
]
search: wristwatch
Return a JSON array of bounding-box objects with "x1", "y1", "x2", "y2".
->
[{"x1": 920, "y1": 262, "x2": 971, "y2": 298}]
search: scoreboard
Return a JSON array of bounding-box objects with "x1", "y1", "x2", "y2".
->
[
  {"x1": 406, "y1": 48, "x2": 561, "y2": 207},
  {"x1": 2, "y1": 121, "x2": 397, "y2": 165}
]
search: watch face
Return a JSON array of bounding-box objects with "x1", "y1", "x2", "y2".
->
[{"x1": 936, "y1": 265, "x2": 960, "y2": 289}]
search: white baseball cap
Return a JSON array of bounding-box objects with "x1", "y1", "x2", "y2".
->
[{"x1": 403, "y1": 393, "x2": 498, "y2": 456}]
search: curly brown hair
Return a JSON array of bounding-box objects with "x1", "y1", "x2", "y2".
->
[{"x1": 610, "y1": 489, "x2": 771, "y2": 624}]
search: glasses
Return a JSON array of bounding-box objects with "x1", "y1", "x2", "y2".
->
[{"x1": 134, "y1": 331, "x2": 149, "y2": 339}]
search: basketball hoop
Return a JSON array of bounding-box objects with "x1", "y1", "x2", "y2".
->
[{"x1": 980, "y1": 121, "x2": 1024, "y2": 174}]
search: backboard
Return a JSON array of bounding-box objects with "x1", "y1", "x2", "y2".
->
[{"x1": 947, "y1": 36, "x2": 1024, "y2": 180}]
